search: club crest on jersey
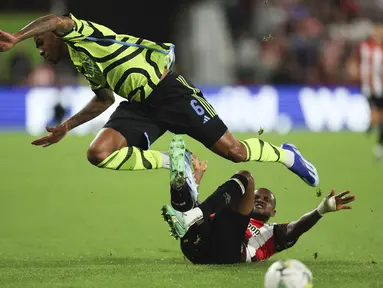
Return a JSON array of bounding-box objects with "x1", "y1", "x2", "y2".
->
[{"x1": 77, "y1": 54, "x2": 104, "y2": 81}]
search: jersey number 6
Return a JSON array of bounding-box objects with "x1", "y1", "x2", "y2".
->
[{"x1": 190, "y1": 99, "x2": 205, "y2": 116}]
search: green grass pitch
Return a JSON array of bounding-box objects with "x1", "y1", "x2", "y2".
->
[{"x1": 0, "y1": 132, "x2": 382, "y2": 287}]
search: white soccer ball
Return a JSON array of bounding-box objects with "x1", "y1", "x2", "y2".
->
[{"x1": 264, "y1": 259, "x2": 313, "y2": 288}]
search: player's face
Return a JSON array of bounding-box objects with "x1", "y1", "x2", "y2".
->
[
  {"x1": 34, "y1": 32, "x2": 66, "y2": 64},
  {"x1": 252, "y1": 188, "x2": 276, "y2": 217}
]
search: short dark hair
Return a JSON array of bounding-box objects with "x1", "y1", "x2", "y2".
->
[{"x1": 256, "y1": 188, "x2": 276, "y2": 208}]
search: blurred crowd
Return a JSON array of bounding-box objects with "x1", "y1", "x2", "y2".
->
[
  {"x1": 175, "y1": 0, "x2": 381, "y2": 85},
  {"x1": 4, "y1": 0, "x2": 383, "y2": 86},
  {"x1": 226, "y1": 0, "x2": 377, "y2": 85},
  {"x1": 6, "y1": 46, "x2": 79, "y2": 87}
]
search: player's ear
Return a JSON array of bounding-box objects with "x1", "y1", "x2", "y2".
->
[{"x1": 271, "y1": 209, "x2": 276, "y2": 217}]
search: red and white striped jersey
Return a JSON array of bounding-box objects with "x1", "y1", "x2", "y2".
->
[
  {"x1": 242, "y1": 219, "x2": 297, "y2": 263},
  {"x1": 357, "y1": 40, "x2": 383, "y2": 97}
]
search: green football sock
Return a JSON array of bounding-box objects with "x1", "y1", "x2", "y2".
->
[
  {"x1": 240, "y1": 138, "x2": 287, "y2": 164},
  {"x1": 97, "y1": 146, "x2": 168, "y2": 171}
]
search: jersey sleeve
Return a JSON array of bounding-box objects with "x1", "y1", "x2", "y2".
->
[
  {"x1": 87, "y1": 79, "x2": 103, "y2": 91},
  {"x1": 57, "y1": 13, "x2": 115, "y2": 43},
  {"x1": 54, "y1": 13, "x2": 92, "y2": 42},
  {"x1": 273, "y1": 224, "x2": 298, "y2": 253}
]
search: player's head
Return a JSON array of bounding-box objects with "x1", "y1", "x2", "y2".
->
[
  {"x1": 34, "y1": 32, "x2": 68, "y2": 64},
  {"x1": 251, "y1": 188, "x2": 276, "y2": 221}
]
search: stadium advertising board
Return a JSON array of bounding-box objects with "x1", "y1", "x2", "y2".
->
[{"x1": 0, "y1": 85, "x2": 370, "y2": 134}]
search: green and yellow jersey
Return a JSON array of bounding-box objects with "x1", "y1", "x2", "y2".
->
[{"x1": 57, "y1": 13, "x2": 175, "y2": 102}]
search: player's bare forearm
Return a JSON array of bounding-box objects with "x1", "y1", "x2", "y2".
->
[
  {"x1": 285, "y1": 210, "x2": 322, "y2": 241},
  {"x1": 191, "y1": 156, "x2": 207, "y2": 186},
  {"x1": 194, "y1": 170, "x2": 205, "y2": 185},
  {"x1": 64, "y1": 88, "x2": 115, "y2": 130},
  {"x1": 13, "y1": 14, "x2": 74, "y2": 43}
]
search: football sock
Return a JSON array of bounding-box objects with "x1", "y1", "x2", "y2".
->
[
  {"x1": 241, "y1": 138, "x2": 294, "y2": 167},
  {"x1": 379, "y1": 124, "x2": 383, "y2": 145},
  {"x1": 184, "y1": 174, "x2": 248, "y2": 226},
  {"x1": 366, "y1": 123, "x2": 373, "y2": 134},
  {"x1": 97, "y1": 146, "x2": 169, "y2": 170},
  {"x1": 161, "y1": 152, "x2": 170, "y2": 169},
  {"x1": 373, "y1": 124, "x2": 383, "y2": 159},
  {"x1": 183, "y1": 207, "x2": 203, "y2": 227},
  {"x1": 170, "y1": 185, "x2": 194, "y2": 212}
]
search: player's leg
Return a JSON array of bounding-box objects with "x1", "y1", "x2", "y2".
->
[
  {"x1": 179, "y1": 221, "x2": 212, "y2": 264},
  {"x1": 168, "y1": 135, "x2": 199, "y2": 212},
  {"x1": 147, "y1": 71, "x2": 318, "y2": 187},
  {"x1": 211, "y1": 130, "x2": 319, "y2": 187},
  {"x1": 374, "y1": 104, "x2": 383, "y2": 159},
  {"x1": 178, "y1": 169, "x2": 254, "y2": 264},
  {"x1": 369, "y1": 97, "x2": 383, "y2": 159},
  {"x1": 367, "y1": 98, "x2": 378, "y2": 134},
  {"x1": 209, "y1": 171, "x2": 255, "y2": 264},
  {"x1": 87, "y1": 101, "x2": 169, "y2": 171},
  {"x1": 162, "y1": 170, "x2": 253, "y2": 239}
]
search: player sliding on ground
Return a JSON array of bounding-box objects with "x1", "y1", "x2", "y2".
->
[
  {"x1": 0, "y1": 14, "x2": 318, "y2": 187},
  {"x1": 162, "y1": 136, "x2": 355, "y2": 264}
]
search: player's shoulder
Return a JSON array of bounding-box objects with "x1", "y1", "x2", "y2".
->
[
  {"x1": 249, "y1": 219, "x2": 275, "y2": 233},
  {"x1": 249, "y1": 218, "x2": 264, "y2": 227},
  {"x1": 63, "y1": 13, "x2": 117, "y2": 34},
  {"x1": 62, "y1": 13, "x2": 81, "y2": 22}
]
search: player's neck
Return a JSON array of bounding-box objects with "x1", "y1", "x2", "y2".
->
[
  {"x1": 61, "y1": 42, "x2": 69, "y2": 57},
  {"x1": 250, "y1": 213, "x2": 270, "y2": 223}
]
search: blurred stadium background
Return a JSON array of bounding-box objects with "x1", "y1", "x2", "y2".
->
[{"x1": 0, "y1": 0, "x2": 382, "y2": 287}]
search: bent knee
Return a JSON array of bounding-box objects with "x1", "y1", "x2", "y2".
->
[
  {"x1": 228, "y1": 143, "x2": 247, "y2": 163},
  {"x1": 87, "y1": 147, "x2": 113, "y2": 166},
  {"x1": 235, "y1": 170, "x2": 255, "y2": 191}
]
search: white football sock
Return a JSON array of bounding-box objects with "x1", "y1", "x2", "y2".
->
[
  {"x1": 161, "y1": 152, "x2": 170, "y2": 169},
  {"x1": 183, "y1": 207, "x2": 203, "y2": 226},
  {"x1": 373, "y1": 144, "x2": 383, "y2": 159},
  {"x1": 283, "y1": 150, "x2": 295, "y2": 168}
]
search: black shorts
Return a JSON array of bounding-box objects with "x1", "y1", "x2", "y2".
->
[
  {"x1": 368, "y1": 94, "x2": 383, "y2": 109},
  {"x1": 103, "y1": 71, "x2": 228, "y2": 149},
  {"x1": 181, "y1": 208, "x2": 250, "y2": 264}
]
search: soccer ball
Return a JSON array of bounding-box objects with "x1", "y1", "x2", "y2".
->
[{"x1": 264, "y1": 259, "x2": 313, "y2": 288}]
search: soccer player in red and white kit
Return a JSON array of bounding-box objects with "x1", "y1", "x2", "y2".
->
[
  {"x1": 347, "y1": 20, "x2": 383, "y2": 159},
  {"x1": 162, "y1": 136, "x2": 355, "y2": 264}
]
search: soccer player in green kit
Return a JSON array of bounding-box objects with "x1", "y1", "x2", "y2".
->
[{"x1": 0, "y1": 14, "x2": 319, "y2": 201}]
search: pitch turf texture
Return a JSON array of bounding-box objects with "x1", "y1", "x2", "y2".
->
[{"x1": 0, "y1": 132, "x2": 382, "y2": 288}]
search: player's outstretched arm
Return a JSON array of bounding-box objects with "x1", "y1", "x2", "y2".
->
[
  {"x1": 285, "y1": 189, "x2": 356, "y2": 241},
  {"x1": 31, "y1": 88, "x2": 115, "y2": 147},
  {"x1": 63, "y1": 88, "x2": 115, "y2": 131},
  {"x1": 0, "y1": 14, "x2": 75, "y2": 52}
]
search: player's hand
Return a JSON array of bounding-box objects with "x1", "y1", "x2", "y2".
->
[
  {"x1": 191, "y1": 153, "x2": 207, "y2": 173},
  {"x1": 0, "y1": 30, "x2": 18, "y2": 52},
  {"x1": 316, "y1": 188, "x2": 356, "y2": 215},
  {"x1": 331, "y1": 189, "x2": 356, "y2": 211},
  {"x1": 31, "y1": 123, "x2": 69, "y2": 147}
]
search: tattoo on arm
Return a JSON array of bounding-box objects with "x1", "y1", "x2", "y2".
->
[
  {"x1": 64, "y1": 88, "x2": 115, "y2": 130},
  {"x1": 285, "y1": 210, "x2": 322, "y2": 241},
  {"x1": 14, "y1": 14, "x2": 75, "y2": 42}
]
